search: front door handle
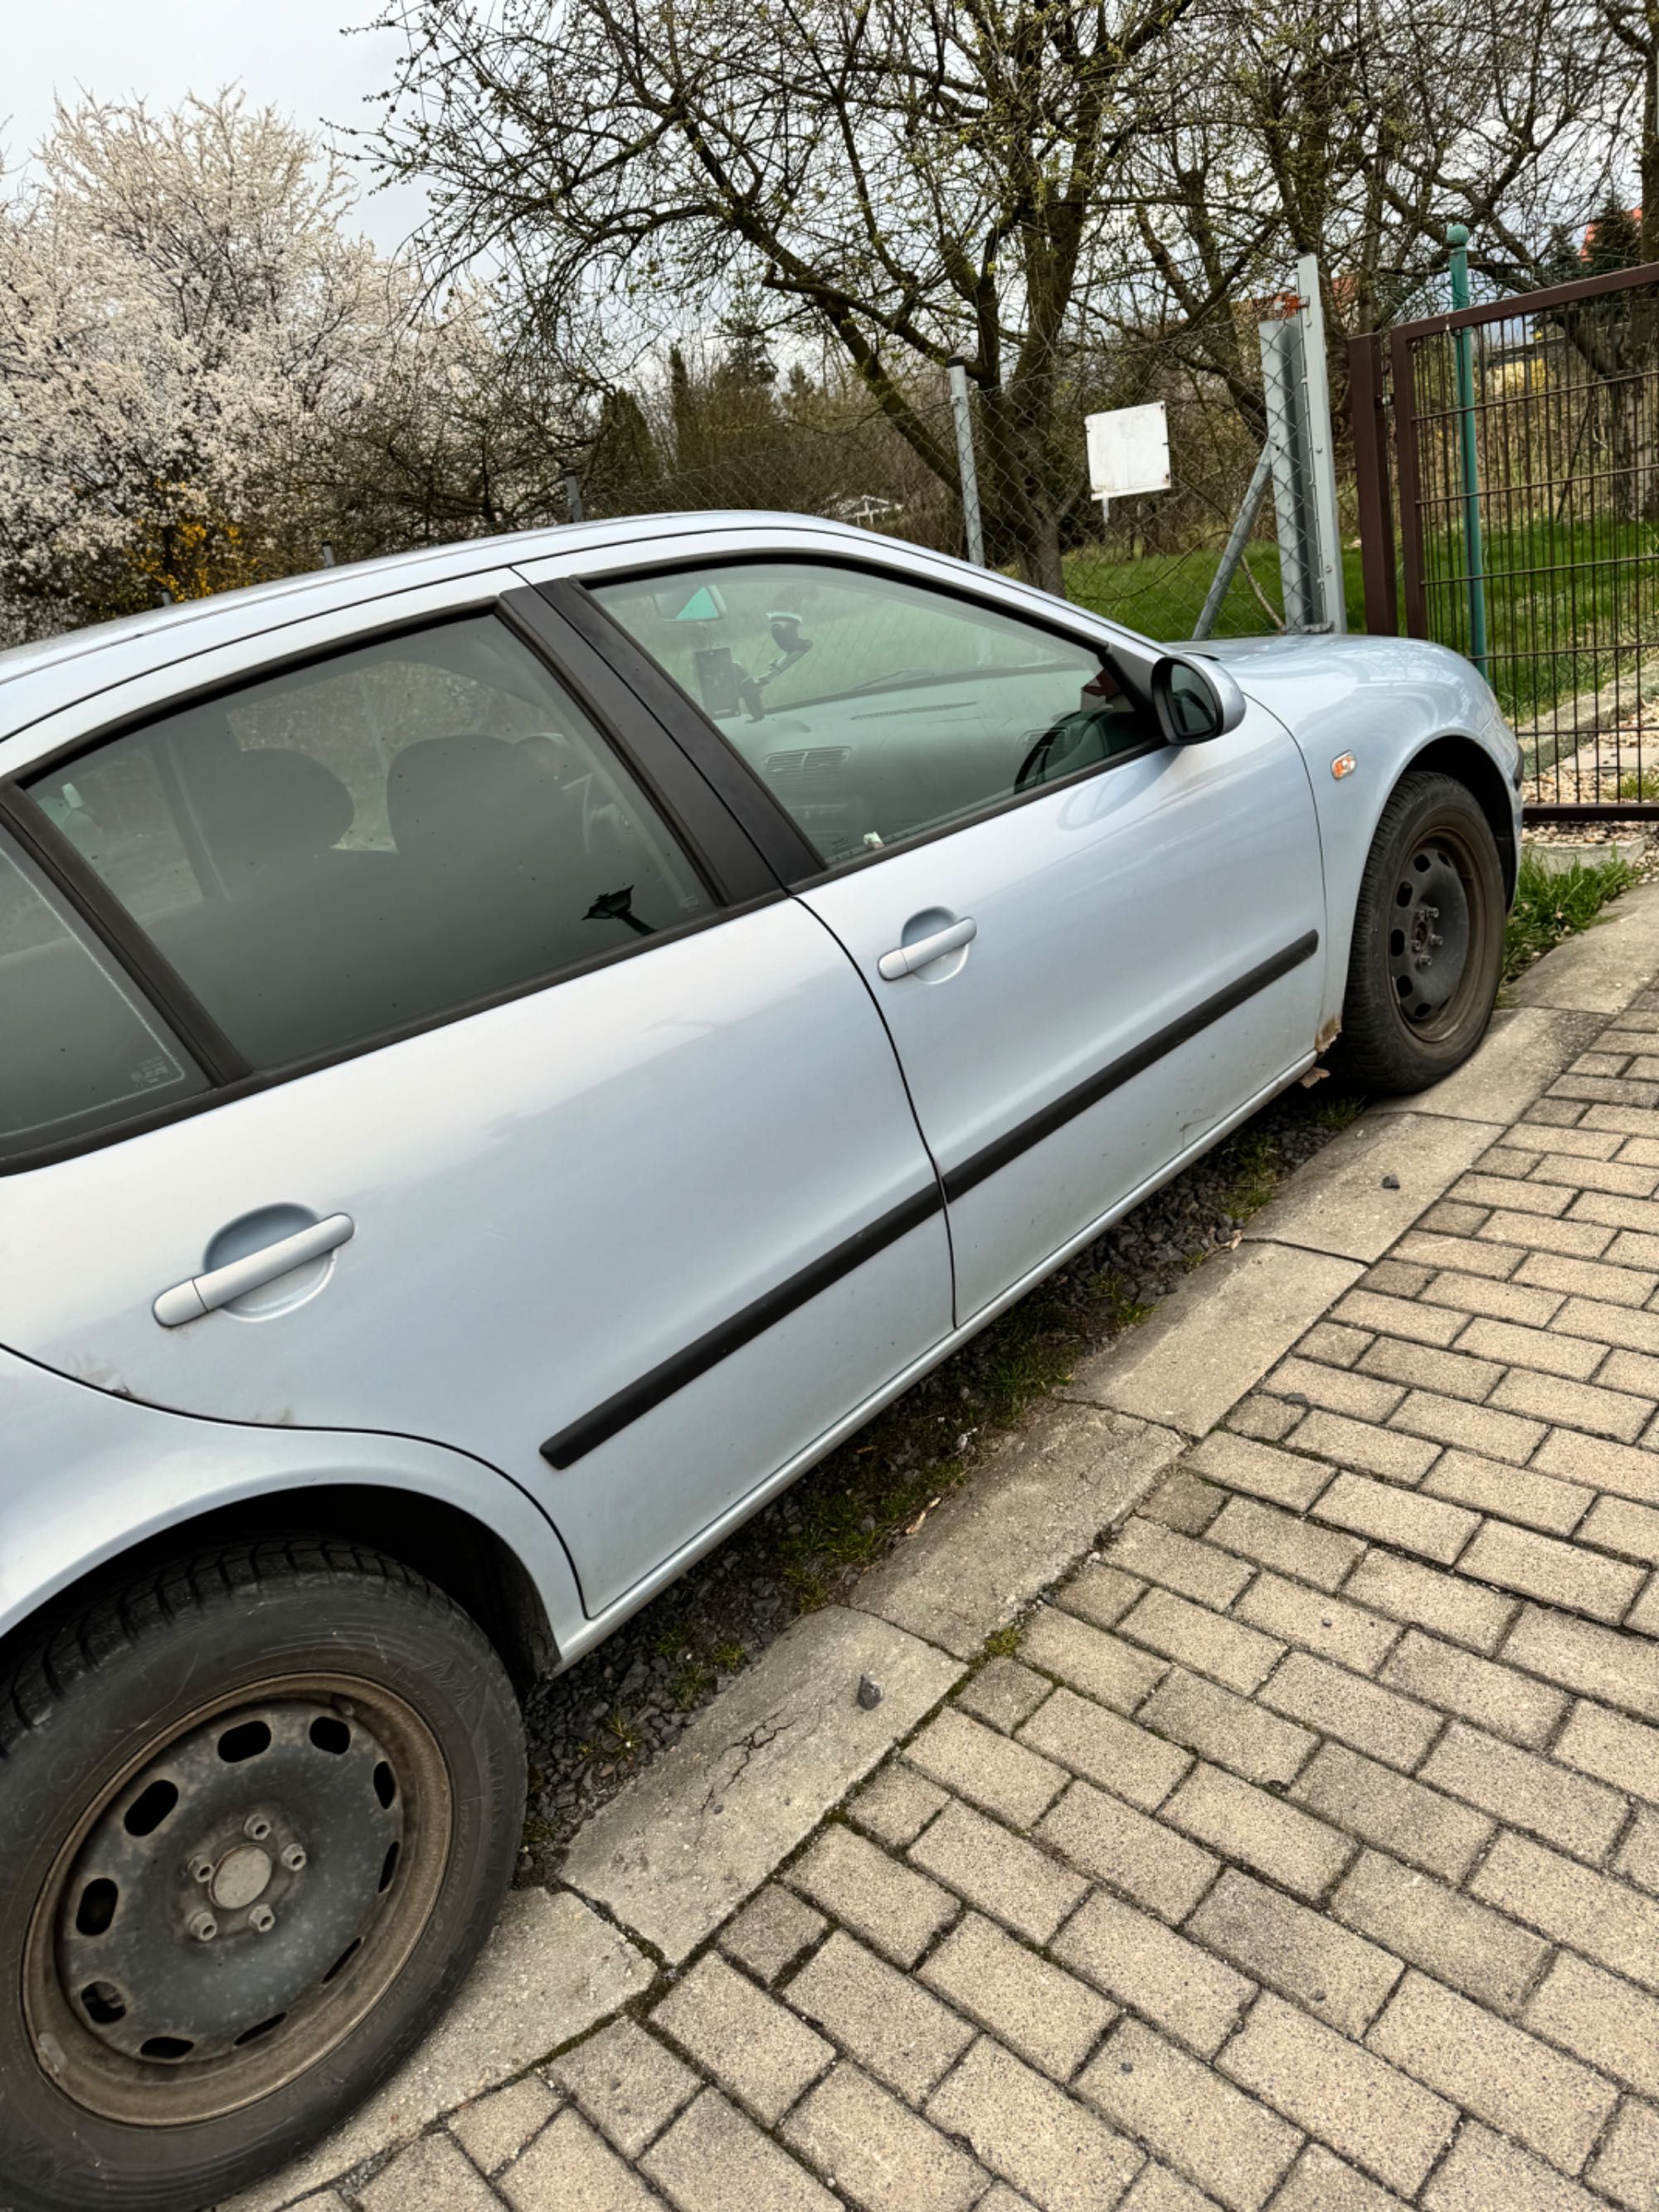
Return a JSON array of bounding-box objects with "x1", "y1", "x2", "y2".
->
[
  {"x1": 877, "y1": 916, "x2": 978, "y2": 980},
  {"x1": 153, "y1": 1213, "x2": 355, "y2": 1328}
]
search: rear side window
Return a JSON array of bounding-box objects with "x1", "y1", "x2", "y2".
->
[
  {"x1": 0, "y1": 837, "x2": 204, "y2": 1161},
  {"x1": 25, "y1": 615, "x2": 713, "y2": 1069}
]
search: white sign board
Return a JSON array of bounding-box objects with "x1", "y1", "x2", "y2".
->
[{"x1": 1085, "y1": 401, "x2": 1170, "y2": 517}]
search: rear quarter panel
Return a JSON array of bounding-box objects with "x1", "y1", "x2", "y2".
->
[{"x1": 0, "y1": 1345, "x2": 586, "y2": 1659}]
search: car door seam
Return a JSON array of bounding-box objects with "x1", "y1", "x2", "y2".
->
[
  {"x1": 785, "y1": 892, "x2": 961, "y2": 1313},
  {"x1": 538, "y1": 1181, "x2": 946, "y2": 1470},
  {"x1": 536, "y1": 931, "x2": 1319, "y2": 1466}
]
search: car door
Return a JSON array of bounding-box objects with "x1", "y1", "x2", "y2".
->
[
  {"x1": 579, "y1": 546, "x2": 1328, "y2": 1321},
  {"x1": 0, "y1": 582, "x2": 952, "y2": 1618}
]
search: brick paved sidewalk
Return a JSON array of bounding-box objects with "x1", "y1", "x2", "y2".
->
[{"x1": 265, "y1": 970, "x2": 1659, "y2": 2212}]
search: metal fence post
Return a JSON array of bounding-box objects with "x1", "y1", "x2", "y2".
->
[
  {"x1": 1295, "y1": 254, "x2": 1348, "y2": 633},
  {"x1": 1447, "y1": 223, "x2": 1490, "y2": 673},
  {"x1": 1194, "y1": 444, "x2": 1273, "y2": 639},
  {"x1": 1260, "y1": 314, "x2": 1317, "y2": 630},
  {"x1": 562, "y1": 469, "x2": 586, "y2": 525},
  {"x1": 946, "y1": 357, "x2": 987, "y2": 567}
]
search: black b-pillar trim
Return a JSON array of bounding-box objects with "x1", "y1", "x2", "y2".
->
[
  {"x1": 499, "y1": 586, "x2": 781, "y2": 907},
  {"x1": 538, "y1": 577, "x2": 824, "y2": 887}
]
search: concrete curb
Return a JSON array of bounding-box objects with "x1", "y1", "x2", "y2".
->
[{"x1": 562, "y1": 1607, "x2": 964, "y2": 1963}]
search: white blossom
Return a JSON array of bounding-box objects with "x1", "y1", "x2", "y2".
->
[{"x1": 0, "y1": 93, "x2": 428, "y2": 637}]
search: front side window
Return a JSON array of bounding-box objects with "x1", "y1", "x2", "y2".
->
[
  {"x1": 0, "y1": 836, "x2": 204, "y2": 1162},
  {"x1": 25, "y1": 616, "x2": 713, "y2": 1068},
  {"x1": 593, "y1": 562, "x2": 1155, "y2": 866}
]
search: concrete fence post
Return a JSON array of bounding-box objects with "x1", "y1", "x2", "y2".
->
[{"x1": 947, "y1": 357, "x2": 987, "y2": 567}]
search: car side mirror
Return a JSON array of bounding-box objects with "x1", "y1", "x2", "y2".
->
[{"x1": 1152, "y1": 653, "x2": 1248, "y2": 743}]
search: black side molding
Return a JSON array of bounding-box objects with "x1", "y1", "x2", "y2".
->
[
  {"x1": 541, "y1": 1182, "x2": 943, "y2": 1469},
  {"x1": 542, "y1": 931, "x2": 1317, "y2": 1468},
  {"x1": 943, "y1": 931, "x2": 1321, "y2": 1203}
]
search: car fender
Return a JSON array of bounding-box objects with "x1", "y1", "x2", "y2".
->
[
  {"x1": 0, "y1": 1341, "x2": 586, "y2": 1662},
  {"x1": 1195, "y1": 633, "x2": 1523, "y2": 1028}
]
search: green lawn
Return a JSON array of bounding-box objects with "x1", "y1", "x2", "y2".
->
[
  {"x1": 1065, "y1": 513, "x2": 1657, "y2": 729},
  {"x1": 1410, "y1": 514, "x2": 1657, "y2": 725},
  {"x1": 1063, "y1": 542, "x2": 1368, "y2": 644}
]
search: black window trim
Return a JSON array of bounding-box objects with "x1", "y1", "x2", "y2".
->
[
  {"x1": 0, "y1": 781, "x2": 248, "y2": 1083},
  {"x1": 0, "y1": 593, "x2": 789, "y2": 1175},
  {"x1": 496, "y1": 586, "x2": 779, "y2": 905},
  {"x1": 557, "y1": 549, "x2": 1170, "y2": 888}
]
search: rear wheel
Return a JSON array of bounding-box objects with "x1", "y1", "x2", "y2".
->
[
  {"x1": 1336, "y1": 770, "x2": 1505, "y2": 1094},
  {"x1": 0, "y1": 1538, "x2": 523, "y2": 2212}
]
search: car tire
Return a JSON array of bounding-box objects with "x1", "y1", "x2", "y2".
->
[
  {"x1": 0, "y1": 1535, "x2": 524, "y2": 2212},
  {"x1": 1335, "y1": 769, "x2": 1506, "y2": 1096}
]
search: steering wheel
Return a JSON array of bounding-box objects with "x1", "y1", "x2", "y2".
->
[{"x1": 1014, "y1": 713, "x2": 1088, "y2": 791}]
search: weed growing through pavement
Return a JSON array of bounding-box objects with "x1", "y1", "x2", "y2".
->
[{"x1": 603, "y1": 1709, "x2": 645, "y2": 1756}]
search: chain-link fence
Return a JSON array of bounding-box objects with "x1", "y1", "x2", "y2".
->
[{"x1": 563, "y1": 269, "x2": 1348, "y2": 644}]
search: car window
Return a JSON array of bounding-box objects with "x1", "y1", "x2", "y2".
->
[
  {"x1": 24, "y1": 615, "x2": 713, "y2": 1068},
  {"x1": 0, "y1": 835, "x2": 205, "y2": 1161},
  {"x1": 592, "y1": 562, "x2": 1156, "y2": 866}
]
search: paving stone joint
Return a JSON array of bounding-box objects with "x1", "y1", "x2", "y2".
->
[{"x1": 231, "y1": 892, "x2": 1659, "y2": 2212}]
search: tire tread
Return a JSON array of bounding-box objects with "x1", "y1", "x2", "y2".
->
[{"x1": 0, "y1": 1534, "x2": 463, "y2": 1765}]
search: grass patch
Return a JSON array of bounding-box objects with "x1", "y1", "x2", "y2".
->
[
  {"x1": 666, "y1": 1657, "x2": 716, "y2": 1710},
  {"x1": 1409, "y1": 515, "x2": 1657, "y2": 725},
  {"x1": 1211, "y1": 1129, "x2": 1282, "y2": 1219},
  {"x1": 1064, "y1": 542, "x2": 1368, "y2": 644},
  {"x1": 780, "y1": 1456, "x2": 960, "y2": 1609},
  {"x1": 1504, "y1": 850, "x2": 1642, "y2": 983},
  {"x1": 1066, "y1": 513, "x2": 1656, "y2": 728},
  {"x1": 1308, "y1": 1090, "x2": 1365, "y2": 1130}
]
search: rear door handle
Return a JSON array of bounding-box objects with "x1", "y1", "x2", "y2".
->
[
  {"x1": 877, "y1": 916, "x2": 978, "y2": 980},
  {"x1": 153, "y1": 1213, "x2": 355, "y2": 1328}
]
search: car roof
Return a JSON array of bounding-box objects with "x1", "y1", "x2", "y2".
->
[{"x1": 0, "y1": 511, "x2": 880, "y2": 746}]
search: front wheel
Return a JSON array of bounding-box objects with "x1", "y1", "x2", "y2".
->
[
  {"x1": 0, "y1": 1538, "x2": 524, "y2": 2212},
  {"x1": 1335, "y1": 770, "x2": 1506, "y2": 1096}
]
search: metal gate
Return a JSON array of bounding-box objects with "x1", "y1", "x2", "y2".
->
[{"x1": 1352, "y1": 258, "x2": 1659, "y2": 821}]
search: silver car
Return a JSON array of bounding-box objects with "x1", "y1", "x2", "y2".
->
[{"x1": 0, "y1": 517, "x2": 1520, "y2": 2210}]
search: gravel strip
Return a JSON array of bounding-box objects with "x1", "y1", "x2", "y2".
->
[{"x1": 518, "y1": 1079, "x2": 1355, "y2": 1880}]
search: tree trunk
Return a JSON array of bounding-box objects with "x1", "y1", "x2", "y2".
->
[{"x1": 976, "y1": 381, "x2": 1068, "y2": 598}]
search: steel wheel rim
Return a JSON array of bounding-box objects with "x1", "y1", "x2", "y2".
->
[
  {"x1": 24, "y1": 1671, "x2": 451, "y2": 2127},
  {"x1": 1385, "y1": 820, "x2": 1487, "y2": 1043}
]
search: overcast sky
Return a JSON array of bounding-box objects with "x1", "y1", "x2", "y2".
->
[{"x1": 2, "y1": 0, "x2": 430, "y2": 251}]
